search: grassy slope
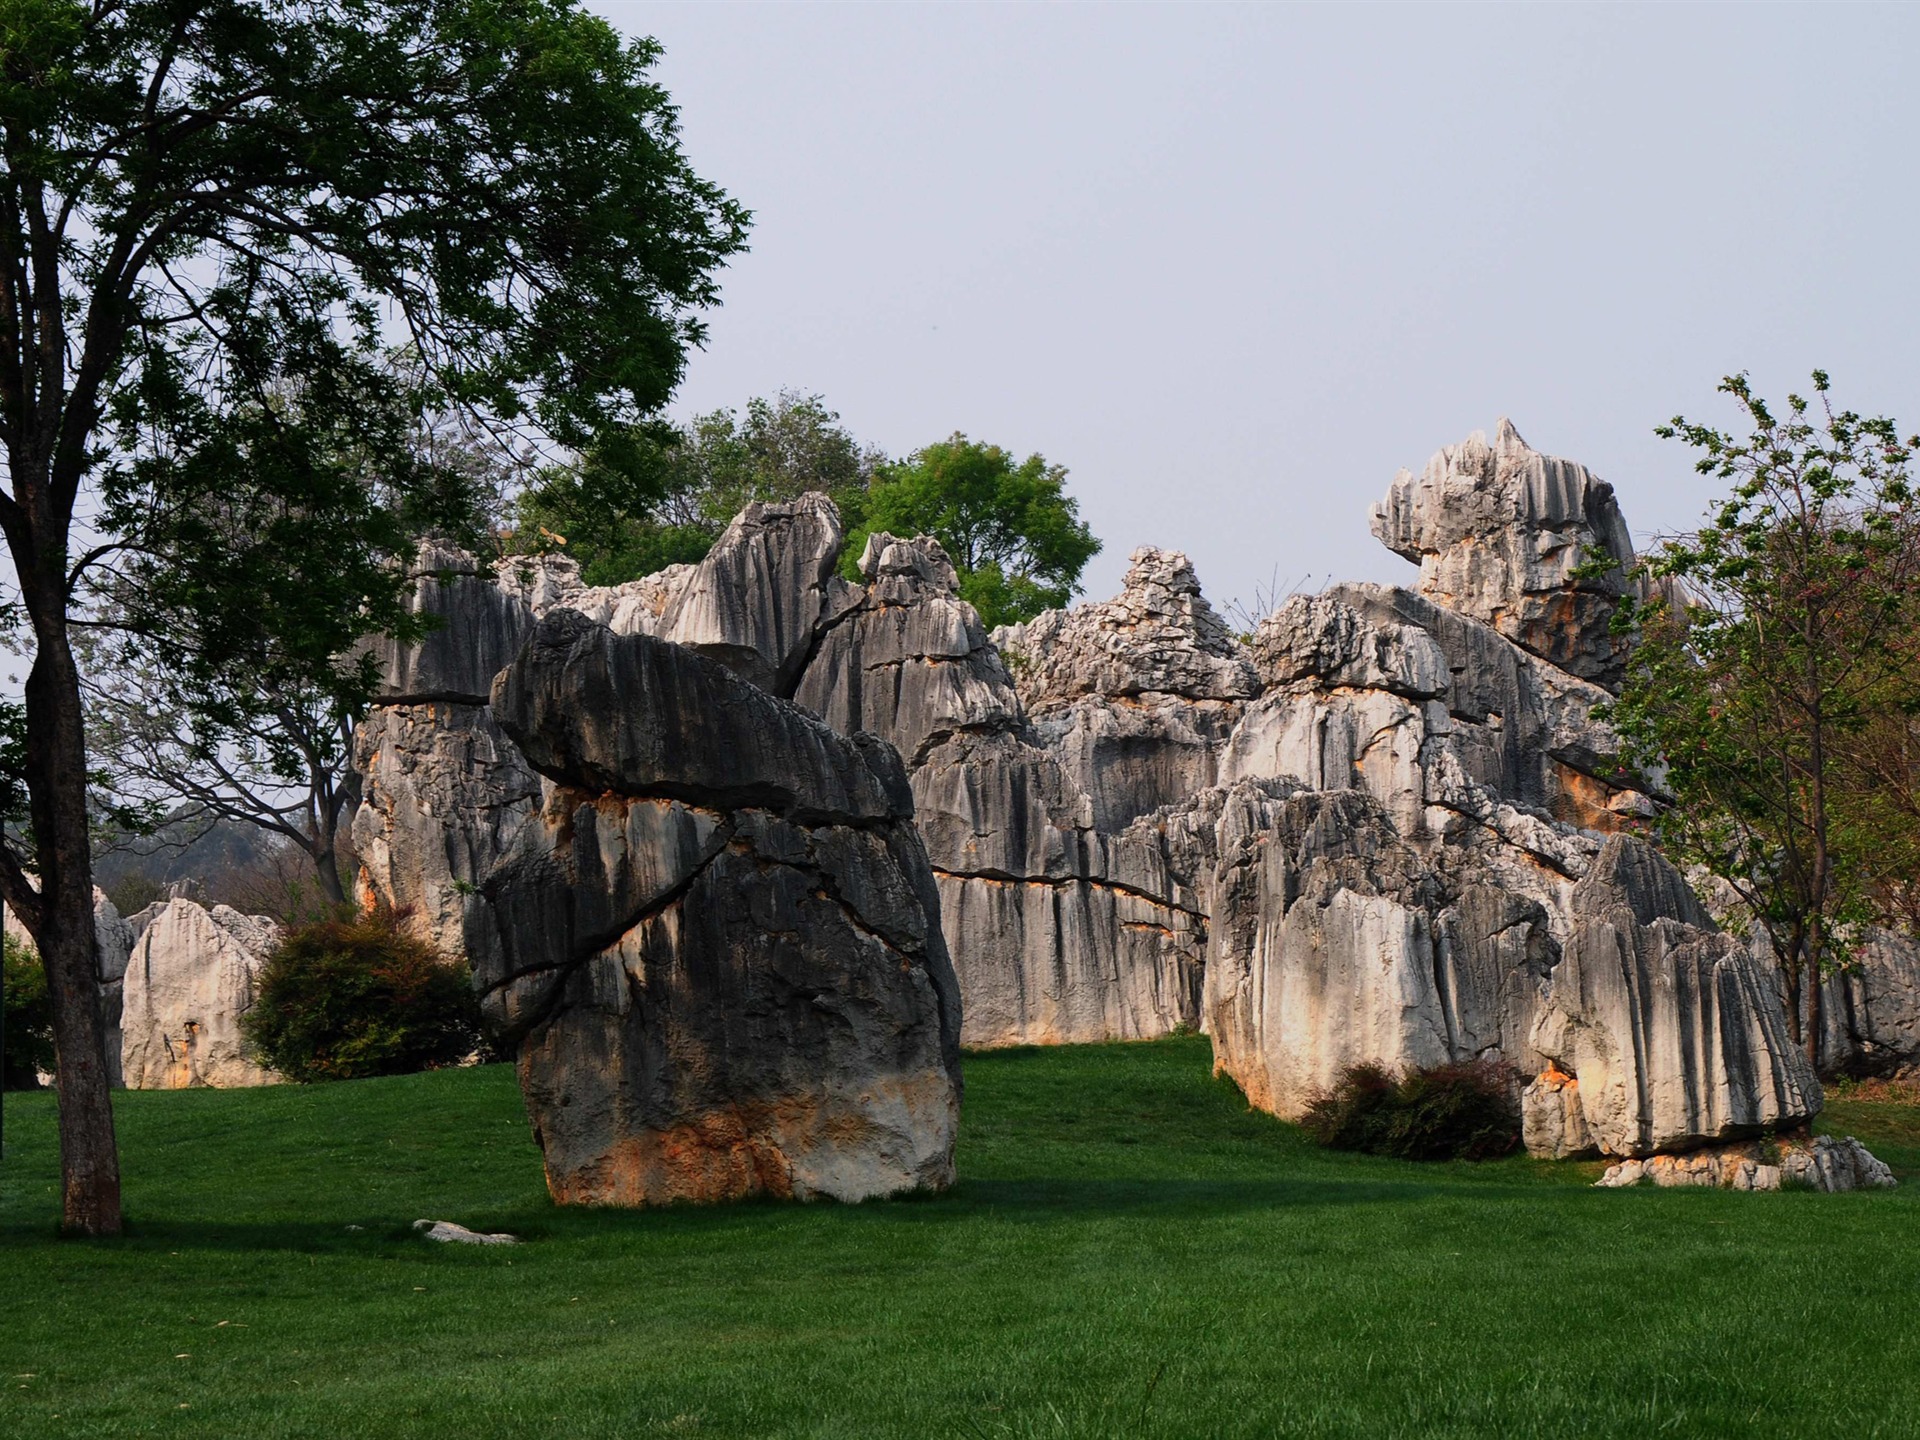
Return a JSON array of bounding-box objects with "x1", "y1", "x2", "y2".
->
[{"x1": 0, "y1": 1038, "x2": 1915, "y2": 1440}]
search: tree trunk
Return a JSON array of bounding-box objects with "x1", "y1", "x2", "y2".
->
[
  {"x1": 1805, "y1": 946, "x2": 1824, "y2": 1071},
  {"x1": 1782, "y1": 926, "x2": 1806, "y2": 1048},
  {"x1": 311, "y1": 840, "x2": 346, "y2": 907},
  {"x1": 23, "y1": 621, "x2": 121, "y2": 1235}
]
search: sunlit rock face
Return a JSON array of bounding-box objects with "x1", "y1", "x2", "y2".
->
[
  {"x1": 1369, "y1": 419, "x2": 1642, "y2": 689},
  {"x1": 119, "y1": 898, "x2": 280, "y2": 1089},
  {"x1": 481, "y1": 611, "x2": 961, "y2": 1207}
]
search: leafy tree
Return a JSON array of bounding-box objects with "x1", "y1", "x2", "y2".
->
[
  {"x1": 850, "y1": 435, "x2": 1101, "y2": 629},
  {"x1": 0, "y1": 0, "x2": 746, "y2": 1233},
  {"x1": 516, "y1": 390, "x2": 879, "y2": 584},
  {"x1": 1608, "y1": 374, "x2": 1920, "y2": 1064}
]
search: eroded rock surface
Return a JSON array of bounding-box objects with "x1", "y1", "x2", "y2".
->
[
  {"x1": 479, "y1": 610, "x2": 961, "y2": 1207},
  {"x1": 796, "y1": 538, "x2": 1220, "y2": 1045},
  {"x1": 119, "y1": 898, "x2": 280, "y2": 1089},
  {"x1": 355, "y1": 419, "x2": 1833, "y2": 1170},
  {"x1": 1369, "y1": 419, "x2": 1641, "y2": 688}
]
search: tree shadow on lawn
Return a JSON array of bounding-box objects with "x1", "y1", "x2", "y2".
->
[{"x1": 0, "y1": 1169, "x2": 1557, "y2": 1256}]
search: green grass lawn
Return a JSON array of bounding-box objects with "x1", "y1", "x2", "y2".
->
[{"x1": 1, "y1": 1037, "x2": 1916, "y2": 1439}]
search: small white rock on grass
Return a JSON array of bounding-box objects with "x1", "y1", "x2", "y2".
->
[{"x1": 413, "y1": 1219, "x2": 518, "y2": 1245}]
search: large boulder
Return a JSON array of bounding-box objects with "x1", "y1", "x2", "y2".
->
[
  {"x1": 479, "y1": 610, "x2": 961, "y2": 1207},
  {"x1": 1524, "y1": 837, "x2": 1821, "y2": 1157},
  {"x1": 119, "y1": 898, "x2": 280, "y2": 1089},
  {"x1": 1369, "y1": 419, "x2": 1641, "y2": 688}
]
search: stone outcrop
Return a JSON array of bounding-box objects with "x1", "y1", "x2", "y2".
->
[
  {"x1": 800, "y1": 538, "x2": 1229, "y2": 1045},
  {"x1": 1596, "y1": 1134, "x2": 1897, "y2": 1192},
  {"x1": 1369, "y1": 419, "x2": 1642, "y2": 688},
  {"x1": 1816, "y1": 929, "x2": 1920, "y2": 1078},
  {"x1": 119, "y1": 898, "x2": 280, "y2": 1089},
  {"x1": 996, "y1": 548, "x2": 1258, "y2": 835},
  {"x1": 480, "y1": 609, "x2": 961, "y2": 1207},
  {"x1": 355, "y1": 498, "x2": 856, "y2": 965},
  {"x1": 1526, "y1": 837, "x2": 1819, "y2": 1157}
]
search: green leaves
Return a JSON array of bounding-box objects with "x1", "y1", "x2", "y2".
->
[
  {"x1": 1613, "y1": 372, "x2": 1920, "y2": 1037},
  {"x1": 850, "y1": 434, "x2": 1102, "y2": 629}
]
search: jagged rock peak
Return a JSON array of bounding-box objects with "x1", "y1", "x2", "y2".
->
[
  {"x1": 1368, "y1": 419, "x2": 1640, "y2": 688},
  {"x1": 993, "y1": 546, "x2": 1258, "y2": 713},
  {"x1": 860, "y1": 531, "x2": 961, "y2": 594}
]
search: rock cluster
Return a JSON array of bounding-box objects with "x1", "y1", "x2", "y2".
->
[
  {"x1": 356, "y1": 419, "x2": 1885, "y2": 1178},
  {"x1": 996, "y1": 422, "x2": 1822, "y2": 1163},
  {"x1": 359, "y1": 500, "x2": 962, "y2": 1206},
  {"x1": 1596, "y1": 1135, "x2": 1897, "y2": 1192}
]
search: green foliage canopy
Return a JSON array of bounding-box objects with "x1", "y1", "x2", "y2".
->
[
  {"x1": 852, "y1": 435, "x2": 1101, "y2": 629},
  {"x1": 515, "y1": 391, "x2": 878, "y2": 585}
]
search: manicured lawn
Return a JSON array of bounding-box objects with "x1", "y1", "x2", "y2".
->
[{"x1": 1, "y1": 1037, "x2": 1916, "y2": 1439}]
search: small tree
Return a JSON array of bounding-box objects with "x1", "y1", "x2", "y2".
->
[
  {"x1": 851, "y1": 434, "x2": 1101, "y2": 628},
  {"x1": 1609, "y1": 373, "x2": 1920, "y2": 1062}
]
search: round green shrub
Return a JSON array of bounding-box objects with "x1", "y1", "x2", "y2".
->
[
  {"x1": 1300, "y1": 1059, "x2": 1521, "y2": 1162},
  {"x1": 242, "y1": 911, "x2": 488, "y2": 1082}
]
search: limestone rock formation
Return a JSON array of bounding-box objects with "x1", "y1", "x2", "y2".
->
[
  {"x1": 796, "y1": 537, "x2": 1220, "y2": 1046},
  {"x1": 357, "y1": 500, "x2": 857, "y2": 964},
  {"x1": 1818, "y1": 929, "x2": 1920, "y2": 1078},
  {"x1": 996, "y1": 547, "x2": 1258, "y2": 831},
  {"x1": 1528, "y1": 837, "x2": 1820, "y2": 1157},
  {"x1": 354, "y1": 420, "x2": 1845, "y2": 1173},
  {"x1": 1369, "y1": 419, "x2": 1641, "y2": 688},
  {"x1": 119, "y1": 898, "x2": 280, "y2": 1089},
  {"x1": 1194, "y1": 428, "x2": 1824, "y2": 1163},
  {"x1": 480, "y1": 610, "x2": 961, "y2": 1207}
]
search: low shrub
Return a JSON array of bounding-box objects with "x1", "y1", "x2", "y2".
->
[
  {"x1": 1300, "y1": 1059, "x2": 1521, "y2": 1161},
  {"x1": 2, "y1": 934, "x2": 53, "y2": 1089},
  {"x1": 242, "y1": 910, "x2": 488, "y2": 1082}
]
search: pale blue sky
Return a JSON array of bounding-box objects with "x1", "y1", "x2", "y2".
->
[{"x1": 590, "y1": 2, "x2": 1920, "y2": 613}]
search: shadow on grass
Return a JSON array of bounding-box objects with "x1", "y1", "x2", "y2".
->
[{"x1": 0, "y1": 1172, "x2": 1467, "y2": 1255}]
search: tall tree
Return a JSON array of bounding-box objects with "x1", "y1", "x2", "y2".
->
[
  {"x1": 851, "y1": 434, "x2": 1101, "y2": 628},
  {"x1": 1609, "y1": 373, "x2": 1920, "y2": 1064},
  {"x1": 0, "y1": 0, "x2": 746, "y2": 1233}
]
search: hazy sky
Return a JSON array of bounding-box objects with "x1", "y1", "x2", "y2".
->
[{"x1": 590, "y1": 2, "x2": 1920, "y2": 614}]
